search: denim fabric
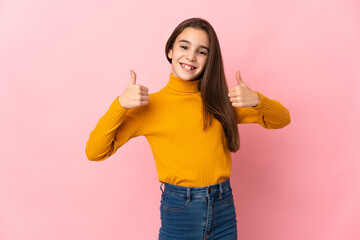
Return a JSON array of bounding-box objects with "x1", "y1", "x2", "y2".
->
[{"x1": 158, "y1": 178, "x2": 237, "y2": 240}]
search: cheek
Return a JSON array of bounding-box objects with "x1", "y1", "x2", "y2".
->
[
  {"x1": 171, "y1": 50, "x2": 182, "y2": 60},
  {"x1": 200, "y1": 57, "x2": 208, "y2": 68},
  {"x1": 171, "y1": 61, "x2": 177, "y2": 70}
]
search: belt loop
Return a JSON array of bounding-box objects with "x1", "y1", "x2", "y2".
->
[
  {"x1": 219, "y1": 182, "x2": 223, "y2": 200},
  {"x1": 187, "y1": 187, "x2": 191, "y2": 203},
  {"x1": 160, "y1": 182, "x2": 164, "y2": 193}
]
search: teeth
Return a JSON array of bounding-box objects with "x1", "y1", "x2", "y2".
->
[{"x1": 181, "y1": 63, "x2": 195, "y2": 70}]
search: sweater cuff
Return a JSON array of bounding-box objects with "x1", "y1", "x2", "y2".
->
[
  {"x1": 113, "y1": 96, "x2": 130, "y2": 114},
  {"x1": 253, "y1": 91, "x2": 278, "y2": 111},
  {"x1": 253, "y1": 91, "x2": 264, "y2": 109}
]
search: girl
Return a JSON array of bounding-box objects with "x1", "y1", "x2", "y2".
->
[{"x1": 85, "y1": 17, "x2": 290, "y2": 240}]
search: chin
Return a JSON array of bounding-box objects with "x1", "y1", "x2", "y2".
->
[
  {"x1": 179, "y1": 71, "x2": 203, "y2": 81},
  {"x1": 183, "y1": 75, "x2": 197, "y2": 81}
]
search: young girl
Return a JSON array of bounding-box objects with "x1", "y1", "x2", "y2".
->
[{"x1": 86, "y1": 17, "x2": 290, "y2": 240}]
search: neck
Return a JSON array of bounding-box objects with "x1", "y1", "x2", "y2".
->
[{"x1": 166, "y1": 73, "x2": 201, "y2": 93}]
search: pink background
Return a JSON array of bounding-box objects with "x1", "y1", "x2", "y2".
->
[{"x1": 1, "y1": 0, "x2": 359, "y2": 239}]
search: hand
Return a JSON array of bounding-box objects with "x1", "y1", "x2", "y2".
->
[
  {"x1": 228, "y1": 70, "x2": 260, "y2": 108},
  {"x1": 118, "y1": 70, "x2": 149, "y2": 109}
]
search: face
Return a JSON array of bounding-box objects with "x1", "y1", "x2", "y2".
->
[{"x1": 168, "y1": 27, "x2": 209, "y2": 81}]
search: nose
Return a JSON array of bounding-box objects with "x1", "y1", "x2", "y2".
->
[{"x1": 186, "y1": 51, "x2": 196, "y2": 62}]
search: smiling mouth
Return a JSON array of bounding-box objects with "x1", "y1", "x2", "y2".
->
[{"x1": 180, "y1": 62, "x2": 197, "y2": 71}]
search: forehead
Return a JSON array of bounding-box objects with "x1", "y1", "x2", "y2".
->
[{"x1": 175, "y1": 27, "x2": 209, "y2": 48}]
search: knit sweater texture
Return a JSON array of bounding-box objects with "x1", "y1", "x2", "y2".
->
[{"x1": 85, "y1": 73, "x2": 291, "y2": 187}]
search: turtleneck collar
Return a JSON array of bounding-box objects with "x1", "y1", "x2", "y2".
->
[{"x1": 166, "y1": 73, "x2": 201, "y2": 93}]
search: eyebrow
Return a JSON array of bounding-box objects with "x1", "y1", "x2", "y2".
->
[{"x1": 178, "y1": 39, "x2": 209, "y2": 51}]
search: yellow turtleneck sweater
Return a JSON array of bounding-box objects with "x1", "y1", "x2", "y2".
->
[{"x1": 85, "y1": 73, "x2": 291, "y2": 187}]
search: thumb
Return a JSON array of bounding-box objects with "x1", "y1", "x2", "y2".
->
[
  {"x1": 129, "y1": 70, "x2": 136, "y2": 85},
  {"x1": 235, "y1": 70, "x2": 244, "y2": 85}
]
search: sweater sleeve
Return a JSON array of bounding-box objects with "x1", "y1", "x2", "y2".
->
[
  {"x1": 85, "y1": 96, "x2": 145, "y2": 161},
  {"x1": 234, "y1": 91, "x2": 291, "y2": 129}
]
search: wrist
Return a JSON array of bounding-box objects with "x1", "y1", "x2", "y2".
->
[
  {"x1": 253, "y1": 91, "x2": 260, "y2": 107},
  {"x1": 117, "y1": 96, "x2": 127, "y2": 109}
]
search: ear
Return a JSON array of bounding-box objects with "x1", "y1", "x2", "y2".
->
[{"x1": 167, "y1": 49, "x2": 173, "y2": 59}]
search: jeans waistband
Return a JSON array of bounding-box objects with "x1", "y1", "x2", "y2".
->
[{"x1": 160, "y1": 178, "x2": 231, "y2": 198}]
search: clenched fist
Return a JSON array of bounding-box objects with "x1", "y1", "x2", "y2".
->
[
  {"x1": 228, "y1": 70, "x2": 260, "y2": 108},
  {"x1": 118, "y1": 70, "x2": 149, "y2": 109}
]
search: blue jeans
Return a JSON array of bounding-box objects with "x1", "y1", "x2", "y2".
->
[{"x1": 158, "y1": 178, "x2": 238, "y2": 240}]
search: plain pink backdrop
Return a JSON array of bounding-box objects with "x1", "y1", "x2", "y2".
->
[{"x1": 1, "y1": 0, "x2": 359, "y2": 239}]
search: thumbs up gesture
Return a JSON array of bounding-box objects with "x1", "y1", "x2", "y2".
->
[
  {"x1": 118, "y1": 70, "x2": 149, "y2": 109},
  {"x1": 228, "y1": 71, "x2": 260, "y2": 108}
]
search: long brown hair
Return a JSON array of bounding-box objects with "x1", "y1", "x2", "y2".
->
[{"x1": 165, "y1": 17, "x2": 240, "y2": 152}]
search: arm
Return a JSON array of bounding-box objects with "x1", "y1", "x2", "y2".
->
[
  {"x1": 86, "y1": 70, "x2": 149, "y2": 161},
  {"x1": 85, "y1": 96, "x2": 145, "y2": 161},
  {"x1": 234, "y1": 91, "x2": 291, "y2": 129},
  {"x1": 228, "y1": 71, "x2": 290, "y2": 129}
]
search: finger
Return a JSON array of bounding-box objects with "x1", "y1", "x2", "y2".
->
[
  {"x1": 129, "y1": 70, "x2": 136, "y2": 85},
  {"x1": 236, "y1": 70, "x2": 244, "y2": 85},
  {"x1": 140, "y1": 90, "x2": 149, "y2": 96},
  {"x1": 139, "y1": 85, "x2": 149, "y2": 92},
  {"x1": 229, "y1": 96, "x2": 241, "y2": 102},
  {"x1": 140, "y1": 100, "x2": 149, "y2": 106},
  {"x1": 228, "y1": 91, "x2": 241, "y2": 98},
  {"x1": 228, "y1": 86, "x2": 241, "y2": 92},
  {"x1": 228, "y1": 91, "x2": 237, "y2": 97},
  {"x1": 139, "y1": 95, "x2": 150, "y2": 101},
  {"x1": 231, "y1": 102, "x2": 242, "y2": 107},
  {"x1": 228, "y1": 86, "x2": 241, "y2": 93},
  {"x1": 228, "y1": 86, "x2": 237, "y2": 91}
]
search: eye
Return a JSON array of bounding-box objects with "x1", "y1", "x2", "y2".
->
[
  {"x1": 180, "y1": 45, "x2": 188, "y2": 50},
  {"x1": 198, "y1": 50, "x2": 207, "y2": 56}
]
